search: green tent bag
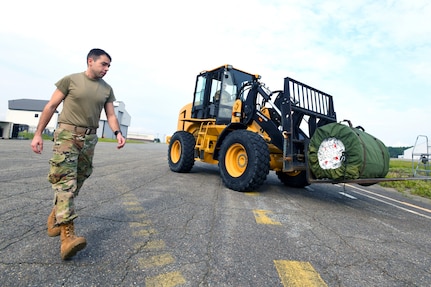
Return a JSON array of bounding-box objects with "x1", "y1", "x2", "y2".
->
[{"x1": 308, "y1": 122, "x2": 390, "y2": 180}]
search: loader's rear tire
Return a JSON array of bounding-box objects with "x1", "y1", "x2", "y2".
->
[
  {"x1": 219, "y1": 130, "x2": 270, "y2": 192},
  {"x1": 168, "y1": 131, "x2": 195, "y2": 173},
  {"x1": 276, "y1": 170, "x2": 309, "y2": 188}
]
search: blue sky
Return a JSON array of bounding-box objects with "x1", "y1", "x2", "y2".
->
[{"x1": 0, "y1": 0, "x2": 430, "y2": 146}]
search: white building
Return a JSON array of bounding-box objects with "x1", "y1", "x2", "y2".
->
[
  {"x1": 2, "y1": 99, "x2": 58, "y2": 138},
  {"x1": 98, "y1": 101, "x2": 131, "y2": 139},
  {"x1": 1, "y1": 98, "x2": 131, "y2": 139}
]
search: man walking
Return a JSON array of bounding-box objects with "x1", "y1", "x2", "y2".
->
[{"x1": 31, "y1": 48, "x2": 126, "y2": 260}]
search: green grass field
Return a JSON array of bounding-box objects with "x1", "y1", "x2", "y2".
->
[{"x1": 381, "y1": 159, "x2": 431, "y2": 199}]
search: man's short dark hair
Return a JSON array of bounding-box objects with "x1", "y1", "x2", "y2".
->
[{"x1": 87, "y1": 48, "x2": 111, "y2": 64}]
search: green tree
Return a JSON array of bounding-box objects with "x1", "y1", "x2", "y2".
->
[{"x1": 387, "y1": 146, "x2": 411, "y2": 158}]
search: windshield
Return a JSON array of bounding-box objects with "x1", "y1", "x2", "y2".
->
[{"x1": 217, "y1": 72, "x2": 236, "y2": 120}]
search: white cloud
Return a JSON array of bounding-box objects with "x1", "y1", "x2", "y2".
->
[{"x1": 0, "y1": 0, "x2": 430, "y2": 146}]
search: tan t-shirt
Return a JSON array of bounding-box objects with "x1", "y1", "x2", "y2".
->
[{"x1": 56, "y1": 72, "x2": 116, "y2": 128}]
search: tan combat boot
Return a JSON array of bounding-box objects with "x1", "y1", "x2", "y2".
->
[
  {"x1": 47, "y1": 207, "x2": 60, "y2": 237},
  {"x1": 60, "y1": 221, "x2": 87, "y2": 260}
]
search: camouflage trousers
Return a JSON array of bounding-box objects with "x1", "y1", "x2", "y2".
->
[{"x1": 48, "y1": 128, "x2": 98, "y2": 225}]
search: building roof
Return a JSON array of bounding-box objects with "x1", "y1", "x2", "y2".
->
[{"x1": 8, "y1": 99, "x2": 49, "y2": 112}]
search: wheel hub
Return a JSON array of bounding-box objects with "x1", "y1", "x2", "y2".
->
[
  {"x1": 171, "y1": 140, "x2": 181, "y2": 163},
  {"x1": 226, "y1": 143, "x2": 248, "y2": 177}
]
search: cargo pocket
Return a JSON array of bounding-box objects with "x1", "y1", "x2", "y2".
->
[{"x1": 47, "y1": 153, "x2": 67, "y2": 184}]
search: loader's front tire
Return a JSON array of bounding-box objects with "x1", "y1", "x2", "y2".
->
[
  {"x1": 219, "y1": 130, "x2": 270, "y2": 192},
  {"x1": 168, "y1": 131, "x2": 195, "y2": 173}
]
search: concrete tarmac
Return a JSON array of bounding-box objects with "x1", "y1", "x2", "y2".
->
[{"x1": 1, "y1": 139, "x2": 431, "y2": 287}]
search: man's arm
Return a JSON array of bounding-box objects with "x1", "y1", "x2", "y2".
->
[
  {"x1": 30, "y1": 89, "x2": 65, "y2": 154},
  {"x1": 104, "y1": 101, "x2": 126, "y2": 149}
]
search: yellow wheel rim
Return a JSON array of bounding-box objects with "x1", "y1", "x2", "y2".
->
[
  {"x1": 225, "y1": 143, "x2": 248, "y2": 177},
  {"x1": 170, "y1": 140, "x2": 181, "y2": 164}
]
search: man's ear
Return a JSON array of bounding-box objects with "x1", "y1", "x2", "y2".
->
[{"x1": 87, "y1": 57, "x2": 94, "y2": 66}]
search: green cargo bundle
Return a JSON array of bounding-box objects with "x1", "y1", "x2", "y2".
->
[{"x1": 308, "y1": 122, "x2": 390, "y2": 180}]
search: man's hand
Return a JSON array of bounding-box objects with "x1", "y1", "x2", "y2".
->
[
  {"x1": 31, "y1": 134, "x2": 44, "y2": 154},
  {"x1": 116, "y1": 134, "x2": 126, "y2": 149}
]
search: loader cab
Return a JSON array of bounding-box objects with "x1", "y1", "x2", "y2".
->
[{"x1": 191, "y1": 65, "x2": 257, "y2": 124}]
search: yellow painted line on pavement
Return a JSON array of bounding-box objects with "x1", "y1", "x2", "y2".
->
[
  {"x1": 133, "y1": 239, "x2": 166, "y2": 250},
  {"x1": 129, "y1": 220, "x2": 152, "y2": 228},
  {"x1": 123, "y1": 201, "x2": 139, "y2": 206},
  {"x1": 133, "y1": 228, "x2": 158, "y2": 237},
  {"x1": 134, "y1": 239, "x2": 166, "y2": 251},
  {"x1": 121, "y1": 195, "x2": 186, "y2": 287},
  {"x1": 129, "y1": 212, "x2": 148, "y2": 220},
  {"x1": 253, "y1": 209, "x2": 282, "y2": 225},
  {"x1": 126, "y1": 206, "x2": 145, "y2": 212},
  {"x1": 144, "y1": 240, "x2": 166, "y2": 250},
  {"x1": 274, "y1": 260, "x2": 327, "y2": 287},
  {"x1": 145, "y1": 271, "x2": 186, "y2": 287},
  {"x1": 139, "y1": 253, "x2": 175, "y2": 268},
  {"x1": 245, "y1": 191, "x2": 260, "y2": 196}
]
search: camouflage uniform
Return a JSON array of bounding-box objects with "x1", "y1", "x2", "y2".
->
[{"x1": 48, "y1": 128, "x2": 98, "y2": 224}]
